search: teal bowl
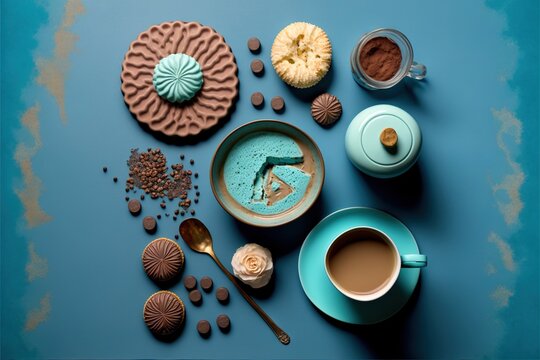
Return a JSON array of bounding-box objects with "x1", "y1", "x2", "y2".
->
[{"x1": 210, "y1": 120, "x2": 325, "y2": 227}]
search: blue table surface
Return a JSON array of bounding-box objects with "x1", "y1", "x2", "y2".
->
[{"x1": 1, "y1": 0, "x2": 539, "y2": 358}]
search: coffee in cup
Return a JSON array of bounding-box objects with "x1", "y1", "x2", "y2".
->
[{"x1": 325, "y1": 227, "x2": 427, "y2": 301}]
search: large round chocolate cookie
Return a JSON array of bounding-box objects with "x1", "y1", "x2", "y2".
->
[
  {"x1": 142, "y1": 238, "x2": 185, "y2": 283},
  {"x1": 143, "y1": 291, "x2": 185, "y2": 337},
  {"x1": 121, "y1": 21, "x2": 239, "y2": 137}
]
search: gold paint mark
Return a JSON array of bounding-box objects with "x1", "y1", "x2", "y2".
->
[
  {"x1": 36, "y1": 0, "x2": 85, "y2": 122},
  {"x1": 488, "y1": 232, "x2": 517, "y2": 272},
  {"x1": 25, "y1": 293, "x2": 51, "y2": 331},
  {"x1": 14, "y1": 106, "x2": 52, "y2": 227},
  {"x1": 26, "y1": 242, "x2": 48, "y2": 282},
  {"x1": 491, "y1": 286, "x2": 514, "y2": 308},
  {"x1": 486, "y1": 263, "x2": 497, "y2": 275},
  {"x1": 491, "y1": 108, "x2": 524, "y2": 226}
]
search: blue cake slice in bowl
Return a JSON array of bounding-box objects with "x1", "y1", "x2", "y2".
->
[{"x1": 211, "y1": 120, "x2": 325, "y2": 227}]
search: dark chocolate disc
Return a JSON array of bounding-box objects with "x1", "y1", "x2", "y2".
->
[
  {"x1": 197, "y1": 320, "x2": 211, "y2": 337},
  {"x1": 143, "y1": 291, "x2": 185, "y2": 337},
  {"x1": 271, "y1": 96, "x2": 285, "y2": 113},
  {"x1": 128, "y1": 199, "x2": 142, "y2": 215},
  {"x1": 183, "y1": 275, "x2": 197, "y2": 291},
  {"x1": 247, "y1": 37, "x2": 261, "y2": 53},
  {"x1": 200, "y1": 276, "x2": 213, "y2": 292},
  {"x1": 216, "y1": 287, "x2": 229, "y2": 304},
  {"x1": 143, "y1": 216, "x2": 157, "y2": 233},
  {"x1": 189, "y1": 289, "x2": 202, "y2": 305},
  {"x1": 142, "y1": 238, "x2": 184, "y2": 283},
  {"x1": 216, "y1": 314, "x2": 231, "y2": 331}
]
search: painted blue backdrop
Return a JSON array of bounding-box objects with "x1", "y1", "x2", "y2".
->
[{"x1": 1, "y1": 0, "x2": 538, "y2": 358}]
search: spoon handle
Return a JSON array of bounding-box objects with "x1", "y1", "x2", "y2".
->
[{"x1": 209, "y1": 253, "x2": 291, "y2": 345}]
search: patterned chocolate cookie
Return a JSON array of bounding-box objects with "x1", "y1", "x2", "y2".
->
[
  {"x1": 143, "y1": 291, "x2": 185, "y2": 336},
  {"x1": 311, "y1": 93, "x2": 342, "y2": 126},
  {"x1": 121, "y1": 21, "x2": 239, "y2": 137},
  {"x1": 142, "y1": 238, "x2": 185, "y2": 283}
]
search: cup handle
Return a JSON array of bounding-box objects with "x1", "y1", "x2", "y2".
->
[
  {"x1": 401, "y1": 254, "x2": 427, "y2": 268},
  {"x1": 407, "y1": 61, "x2": 427, "y2": 80}
]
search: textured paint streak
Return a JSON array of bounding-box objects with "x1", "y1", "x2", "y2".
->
[
  {"x1": 24, "y1": 293, "x2": 51, "y2": 331},
  {"x1": 491, "y1": 286, "x2": 514, "y2": 308},
  {"x1": 491, "y1": 108, "x2": 524, "y2": 226},
  {"x1": 14, "y1": 106, "x2": 51, "y2": 227},
  {"x1": 486, "y1": 263, "x2": 497, "y2": 275},
  {"x1": 35, "y1": 0, "x2": 85, "y2": 122},
  {"x1": 26, "y1": 242, "x2": 48, "y2": 282},
  {"x1": 488, "y1": 232, "x2": 517, "y2": 272}
]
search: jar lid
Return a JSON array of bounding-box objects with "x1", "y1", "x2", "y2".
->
[{"x1": 345, "y1": 105, "x2": 421, "y2": 178}]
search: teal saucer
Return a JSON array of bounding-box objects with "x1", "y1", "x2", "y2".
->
[{"x1": 298, "y1": 207, "x2": 421, "y2": 324}]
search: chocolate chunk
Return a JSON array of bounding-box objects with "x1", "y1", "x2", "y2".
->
[
  {"x1": 250, "y1": 59, "x2": 265, "y2": 76},
  {"x1": 143, "y1": 216, "x2": 157, "y2": 233},
  {"x1": 216, "y1": 287, "x2": 229, "y2": 304},
  {"x1": 200, "y1": 276, "x2": 213, "y2": 292},
  {"x1": 197, "y1": 320, "x2": 211, "y2": 338},
  {"x1": 128, "y1": 199, "x2": 142, "y2": 216},
  {"x1": 189, "y1": 289, "x2": 202, "y2": 305},
  {"x1": 142, "y1": 238, "x2": 185, "y2": 283},
  {"x1": 247, "y1": 37, "x2": 261, "y2": 53},
  {"x1": 216, "y1": 314, "x2": 230, "y2": 332},
  {"x1": 251, "y1": 92, "x2": 264, "y2": 108},
  {"x1": 184, "y1": 275, "x2": 197, "y2": 291},
  {"x1": 271, "y1": 96, "x2": 285, "y2": 113},
  {"x1": 311, "y1": 93, "x2": 342, "y2": 127},
  {"x1": 144, "y1": 291, "x2": 185, "y2": 337}
]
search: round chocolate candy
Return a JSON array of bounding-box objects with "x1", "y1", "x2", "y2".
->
[
  {"x1": 216, "y1": 314, "x2": 231, "y2": 332},
  {"x1": 251, "y1": 92, "x2": 264, "y2": 108},
  {"x1": 197, "y1": 320, "x2": 211, "y2": 338},
  {"x1": 143, "y1": 216, "x2": 157, "y2": 233},
  {"x1": 189, "y1": 289, "x2": 202, "y2": 305},
  {"x1": 311, "y1": 93, "x2": 342, "y2": 127},
  {"x1": 142, "y1": 238, "x2": 184, "y2": 283},
  {"x1": 183, "y1": 275, "x2": 197, "y2": 291},
  {"x1": 271, "y1": 96, "x2": 285, "y2": 113},
  {"x1": 216, "y1": 287, "x2": 229, "y2": 304},
  {"x1": 250, "y1": 59, "x2": 265, "y2": 76},
  {"x1": 247, "y1": 37, "x2": 261, "y2": 53},
  {"x1": 143, "y1": 291, "x2": 185, "y2": 337},
  {"x1": 200, "y1": 276, "x2": 213, "y2": 292},
  {"x1": 128, "y1": 199, "x2": 142, "y2": 216}
]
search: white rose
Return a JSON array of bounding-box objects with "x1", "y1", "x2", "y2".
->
[{"x1": 231, "y1": 243, "x2": 273, "y2": 289}]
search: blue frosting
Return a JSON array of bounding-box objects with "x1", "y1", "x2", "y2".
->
[{"x1": 223, "y1": 132, "x2": 311, "y2": 215}]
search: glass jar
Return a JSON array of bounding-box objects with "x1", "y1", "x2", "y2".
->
[{"x1": 350, "y1": 28, "x2": 426, "y2": 90}]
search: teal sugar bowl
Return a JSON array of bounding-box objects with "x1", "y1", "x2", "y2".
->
[{"x1": 345, "y1": 105, "x2": 422, "y2": 178}]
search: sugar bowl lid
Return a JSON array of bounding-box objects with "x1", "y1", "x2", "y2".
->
[{"x1": 345, "y1": 105, "x2": 421, "y2": 178}]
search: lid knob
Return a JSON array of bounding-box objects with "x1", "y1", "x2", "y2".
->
[{"x1": 380, "y1": 128, "x2": 398, "y2": 149}]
